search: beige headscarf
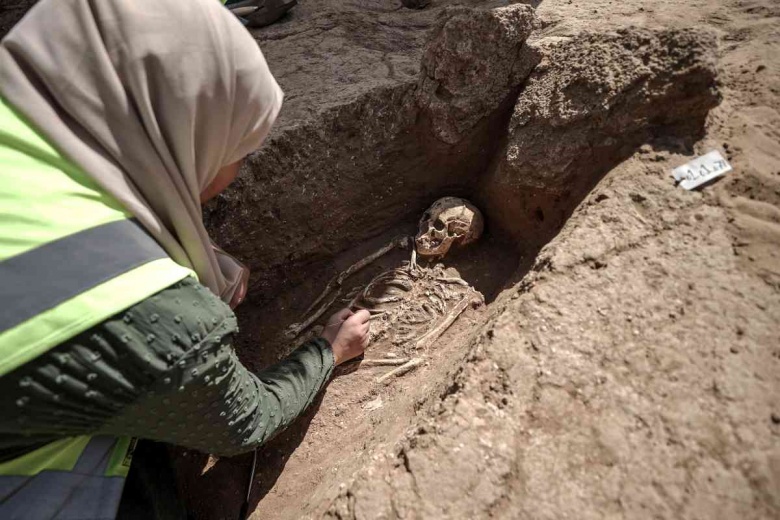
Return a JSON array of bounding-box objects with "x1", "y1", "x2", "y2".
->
[{"x1": 0, "y1": 0, "x2": 282, "y2": 303}]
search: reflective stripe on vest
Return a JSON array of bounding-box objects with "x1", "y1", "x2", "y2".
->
[
  {"x1": 0, "y1": 96, "x2": 194, "y2": 375},
  {"x1": 0, "y1": 436, "x2": 134, "y2": 520},
  {"x1": 0, "y1": 218, "x2": 168, "y2": 333}
]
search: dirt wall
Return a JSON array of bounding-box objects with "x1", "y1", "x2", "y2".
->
[
  {"x1": 480, "y1": 28, "x2": 720, "y2": 247},
  {"x1": 204, "y1": 3, "x2": 542, "y2": 301}
]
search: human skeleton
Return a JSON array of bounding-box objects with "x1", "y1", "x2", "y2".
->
[{"x1": 286, "y1": 197, "x2": 485, "y2": 382}]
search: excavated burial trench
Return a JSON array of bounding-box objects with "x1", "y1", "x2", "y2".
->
[
  {"x1": 177, "y1": 172, "x2": 540, "y2": 520},
  {"x1": 174, "y1": 7, "x2": 718, "y2": 519},
  {"x1": 0, "y1": 2, "x2": 719, "y2": 518},
  {"x1": 177, "y1": 117, "x2": 711, "y2": 519},
  {"x1": 180, "y1": 181, "x2": 555, "y2": 520},
  {"x1": 178, "y1": 120, "x2": 582, "y2": 519}
]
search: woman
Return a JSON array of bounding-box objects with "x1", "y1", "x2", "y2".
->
[{"x1": 0, "y1": 0, "x2": 369, "y2": 518}]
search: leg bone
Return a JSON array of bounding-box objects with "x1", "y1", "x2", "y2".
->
[
  {"x1": 361, "y1": 358, "x2": 411, "y2": 367},
  {"x1": 376, "y1": 358, "x2": 423, "y2": 384},
  {"x1": 285, "y1": 290, "x2": 342, "y2": 338}
]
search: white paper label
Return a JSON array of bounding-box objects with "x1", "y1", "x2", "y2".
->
[{"x1": 671, "y1": 150, "x2": 732, "y2": 190}]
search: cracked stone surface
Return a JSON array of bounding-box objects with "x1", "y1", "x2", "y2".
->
[{"x1": 417, "y1": 4, "x2": 539, "y2": 144}]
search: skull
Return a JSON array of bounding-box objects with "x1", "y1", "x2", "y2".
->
[{"x1": 415, "y1": 197, "x2": 484, "y2": 257}]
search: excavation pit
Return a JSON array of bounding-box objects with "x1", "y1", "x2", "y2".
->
[
  {"x1": 4, "y1": 1, "x2": 776, "y2": 519},
  {"x1": 174, "y1": 217, "x2": 526, "y2": 519},
  {"x1": 173, "y1": 4, "x2": 719, "y2": 519}
]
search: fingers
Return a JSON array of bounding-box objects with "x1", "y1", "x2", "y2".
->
[
  {"x1": 352, "y1": 317, "x2": 370, "y2": 337},
  {"x1": 335, "y1": 307, "x2": 354, "y2": 321},
  {"x1": 359, "y1": 322, "x2": 370, "y2": 348},
  {"x1": 353, "y1": 309, "x2": 371, "y2": 323},
  {"x1": 328, "y1": 307, "x2": 353, "y2": 324},
  {"x1": 325, "y1": 307, "x2": 354, "y2": 330},
  {"x1": 329, "y1": 308, "x2": 371, "y2": 365}
]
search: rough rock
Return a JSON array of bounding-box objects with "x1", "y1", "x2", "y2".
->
[
  {"x1": 417, "y1": 5, "x2": 539, "y2": 144},
  {"x1": 480, "y1": 28, "x2": 720, "y2": 244}
]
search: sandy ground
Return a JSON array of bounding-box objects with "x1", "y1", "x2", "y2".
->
[
  {"x1": 174, "y1": 0, "x2": 780, "y2": 518},
  {"x1": 318, "y1": 1, "x2": 780, "y2": 518},
  {"x1": 254, "y1": 0, "x2": 780, "y2": 518},
  {"x1": 2, "y1": 0, "x2": 778, "y2": 518}
]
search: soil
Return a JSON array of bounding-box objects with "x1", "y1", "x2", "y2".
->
[
  {"x1": 3, "y1": 0, "x2": 779, "y2": 519},
  {"x1": 185, "y1": 0, "x2": 779, "y2": 518}
]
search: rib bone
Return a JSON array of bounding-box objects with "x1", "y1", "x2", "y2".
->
[
  {"x1": 414, "y1": 291, "x2": 479, "y2": 350},
  {"x1": 436, "y1": 277, "x2": 470, "y2": 286}
]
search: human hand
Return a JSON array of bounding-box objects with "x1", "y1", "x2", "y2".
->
[
  {"x1": 321, "y1": 308, "x2": 354, "y2": 346},
  {"x1": 328, "y1": 309, "x2": 370, "y2": 365}
]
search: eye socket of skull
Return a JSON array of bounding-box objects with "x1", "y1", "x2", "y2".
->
[{"x1": 433, "y1": 219, "x2": 446, "y2": 232}]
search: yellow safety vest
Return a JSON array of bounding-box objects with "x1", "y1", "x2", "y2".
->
[{"x1": 0, "y1": 96, "x2": 193, "y2": 518}]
